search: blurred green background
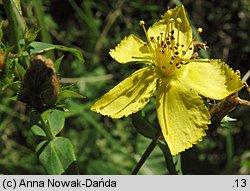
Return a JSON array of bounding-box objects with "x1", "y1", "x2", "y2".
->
[{"x1": 0, "y1": 0, "x2": 250, "y2": 174}]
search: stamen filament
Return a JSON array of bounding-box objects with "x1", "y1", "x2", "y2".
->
[
  {"x1": 144, "y1": 43, "x2": 152, "y2": 54},
  {"x1": 184, "y1": 28, "x2": 203, "y2": 54},
  {"x1": 139, "y1": 20, "x2": 154, "y2": 53},
  {"x1": 160, "y1": 32, "x2": 163, "y2": 47},
  {"x1": 176, "y1": 18, "x2": 182, "y2": 51},
  {"x1": 169, "y1": 18, "x2": 175, "y2": 54},
  {"x1": 163, "y1": 10, "x2": 172, "y2": 43},
  {"x1": 170, "y1": 18, "x2": 174, "y2": 33}
]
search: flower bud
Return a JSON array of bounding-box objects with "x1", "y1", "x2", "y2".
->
[{"x1": 18, "y1": 55, "x2": 59, "y2": 113}]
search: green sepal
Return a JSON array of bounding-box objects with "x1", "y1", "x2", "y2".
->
[
  {"x1": 57, "y1": 90, "x2": 85, "y2": 103},
  {"x1": 131, "y1": 113, "x2": 158, "y2": 139}
]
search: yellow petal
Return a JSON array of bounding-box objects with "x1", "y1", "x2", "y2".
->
[
  {"x1": 177, "y1": 59, "x2": 244, "y2": 100},
  {"x1": 109, "y1": 34, "x2": 152, "y2": 64},
  {"x1": 91, "y1": 67, "x2": 159, "y2": 118},
  {"x1": 147, "y1": 22, "x2": 166, "y2": 42},
  {"x1": 156, "y1": 77, "x2": 210, "y2": 155},
  {"x1": 148, "y1": 5, "x2": 193, "y2": 58}
]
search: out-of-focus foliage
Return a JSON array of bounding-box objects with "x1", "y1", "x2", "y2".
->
[{"x1": 0, "y1": 0, "x2": 249, "y2": 174}]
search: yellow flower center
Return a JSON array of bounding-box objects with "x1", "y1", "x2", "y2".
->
[{"x1": 139, "y1": 16, "x2": 203, "y2": 76}]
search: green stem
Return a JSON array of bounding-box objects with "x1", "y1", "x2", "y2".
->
[
  {"x1": 132, "y1": 139, "x2": 157, "y2": 175},
  {"x1": 3, "y1": 0, "x2": 25, "y2": 53},
  {"x1": 40, "y1": 117, "x2": 54, "y2": 140},
  {"x1": 226, "y1": 124, "x2": 234, "y2": 172},
  {"x1": 33, "y1": 0, "x2": 54, "y2": 59},
  {"x1": 158, "y1": 140, "x2": 178, "y2": 175}
]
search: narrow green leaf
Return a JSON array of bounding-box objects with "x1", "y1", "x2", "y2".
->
[
  {"x1": 9, "y1": 96, "x2": 17, "y2": 101},
  {"x1": 57, "y1": 90, "x2": 85, "y2": 103},
  {"x1": 31, "y1": 124, "x2": 46, "y2": 137},
  {"x1": 54, "y1": 55, "x2": 64, "y2": 73},
  {"x1": 36, "y1": 137, "x2": 76, "y2": 175},
  {"x1": 0, "y1": 21, "x2": 4, "y2": 43},
  {"x1": 28, "y1": 41, "x2": 84, "y2": 62},
  {"x1": 14, "y1": 59, "x2": 25, "y2": 79},
  {"x1": 12, "y1": 0, "x2": 22, "y2": 15},
  {"x1": 48, "y1": 109, "x2": 65, "y2": 136}
]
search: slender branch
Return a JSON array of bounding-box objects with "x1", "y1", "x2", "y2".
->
[
  {"x1": 226, "y1": 124, "x2": 234, "y2": 172},
  {"x1": 242, "y1": 70, "x2": 250, "y2": 82},
  {"x1": 237, "y1": 97, "x2": 250, "y2": 107},
  {"x1": 132, "y1": 139, "x2": 157, "y2": 175},
  {"x1": 59, "y1": 74, "x2": 113, "y2": 84}
]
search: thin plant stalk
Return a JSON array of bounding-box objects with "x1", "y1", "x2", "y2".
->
[
  {"x1": 3, "y1": 0, "x2": 25, "y2": 53},
  {"x1": 226, "y1": 123, "x2": 234, "y2": 172},
  {"x1": 33, "y1": 0, "x2": 55, "y2": 60},
  {"x1": 132, "y1": 139, "x2": 157, "y2": 175}
]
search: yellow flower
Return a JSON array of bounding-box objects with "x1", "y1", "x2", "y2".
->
[{"x1": 91, "y1": 5, "x2": 243, "y2": 155}]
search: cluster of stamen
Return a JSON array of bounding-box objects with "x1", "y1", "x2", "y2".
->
[{"x1": 139, "y1": 12, "x2": 203, "y2": 76}]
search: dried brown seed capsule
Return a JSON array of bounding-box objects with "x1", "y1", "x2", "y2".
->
[{"x1": 18, "y1": 55, "x2": 59, "y2": 113}]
